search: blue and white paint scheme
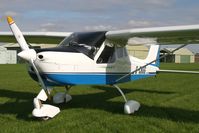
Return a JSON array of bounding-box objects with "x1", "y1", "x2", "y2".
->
[
  {"x1": 33, "y1": 43, "x2": 159, "y2": 86},
  {"x1": 6, "y1": 16, "x2": 199, "y2": 119}
]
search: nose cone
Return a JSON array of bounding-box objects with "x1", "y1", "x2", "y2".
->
[{"x1": 18, "y1": 49, "x2": 36, "y2": 61}]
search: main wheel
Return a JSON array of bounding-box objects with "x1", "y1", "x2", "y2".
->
[{"x1": 41, "y1": 116, "x2": 50, "y2": 121}]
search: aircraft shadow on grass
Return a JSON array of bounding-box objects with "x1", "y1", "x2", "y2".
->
[
  {"x1": 0, "y1": 88, "x2": 36, "y2": 121},
  {"x1": 0, "y1": 86, "x2": 198, "y2": 123}
]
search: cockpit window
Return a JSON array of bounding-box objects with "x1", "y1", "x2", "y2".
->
[
  {"x1": 58, "y1": 31, "x2": 106, "y2": 59},
  {"x1": 59, "y1": 32, "x2": 106, "y2": 47},
  {"x1": 97, "y1": 45, "x2": 115, "y2": 63},
  {"x1": 58, "y1": 33, "x2": 78, "y2": 47}
]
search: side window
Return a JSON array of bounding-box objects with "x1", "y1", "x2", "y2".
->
[
  {"x1": 123, "y1": 47, "x2": 128, "y2": 56},
  {"x1": 115, "y1": 47, "x2": 128, "y2": 58},
  {"x1": 108, "y1": 51, "x2": 116, "y2": 63},
  {"x1": 116, "y1": 47, "x2": 124, "y2": 58},
  {"x1": 97, "y1": 46, "x2": 114, "y2": 63}
]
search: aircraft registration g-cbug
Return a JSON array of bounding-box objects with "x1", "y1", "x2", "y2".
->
[{"x1": 4, "y1": 16, "x2": 199, "y2": 120}]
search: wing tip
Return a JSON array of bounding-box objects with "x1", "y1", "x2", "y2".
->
[{"x1": 7, "y1": 16, "x2": 14, "y2": 25}]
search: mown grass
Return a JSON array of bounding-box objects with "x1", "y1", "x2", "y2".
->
[{"x1": 0, "y1": 63, "x2": 199, "y2": 133}]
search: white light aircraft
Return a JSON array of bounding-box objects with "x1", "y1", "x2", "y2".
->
[{"x1": 5, "y1": 16, "x2": 199, "y2": 120}]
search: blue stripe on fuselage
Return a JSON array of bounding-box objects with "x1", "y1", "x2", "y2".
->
[{"x1": 44, "y1": 72, "x2": 156, "y2": 85}]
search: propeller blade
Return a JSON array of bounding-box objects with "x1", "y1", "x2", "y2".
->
[
  {"x1": 30, "y1": 59, "x2": 51, "y2": 99},
  {"x1": 7, "y1": 16, "x2": 29, "y2": 51},
  {"x1": 7, "y1": 16, "x2": 50, "y2": 100}
]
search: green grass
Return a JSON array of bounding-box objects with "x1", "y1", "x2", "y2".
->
[{"x1": 0, "y1": 63, "x2": 199, "y2": 133}]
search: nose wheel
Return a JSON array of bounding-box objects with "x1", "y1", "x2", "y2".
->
[{"x1": 41, "y1": 116, "x2": 50, "y2": 121}]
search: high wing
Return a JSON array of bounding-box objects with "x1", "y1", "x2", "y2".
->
[
  {"x1": 106, "y1": 25, "x2": 199, "y2": 46},
  {"x1": 108, "y1": 25, "x2": 199, "y2": 83},
  {"x1": 0, "y1": 32, "x2": 72, "y2": 44}
]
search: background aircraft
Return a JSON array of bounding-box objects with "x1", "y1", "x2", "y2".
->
[{"x1": 3, "y1": 16, "x2": 199, "y2": 120}]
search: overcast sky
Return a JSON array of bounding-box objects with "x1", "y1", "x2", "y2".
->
[
  {"x1": 1, "y1": 0, "x2": 199, "y2": 52},
  {"x1": 1, "y1": 0, "x2": 199, "y2": 32}
]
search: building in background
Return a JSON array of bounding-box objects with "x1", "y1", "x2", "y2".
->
[
  {"x1": 126, "y1": 45, "x2": 195, "y2": 63},
  {"x1": 0, "y1": 46, "x2": 17, "y2": 64},
  {"x1": 0, "y1": 43, "x2": 196, "y2": 64},
  {"x1": 160, "y1": 48, "x2": 195, "y2": 63},
  {"x1": 0, "y1": 43, "x2": 57, "y2": 64},
  {"x1": 194, "y1": 53, "x2": 199, "y2": 63},
  {"x1": 126, "y1": 45, "x2": 149, "y2": 59}
]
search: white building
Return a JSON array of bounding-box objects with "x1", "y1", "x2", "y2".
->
[
  {"x1": 0, "y1": 46, "x2": 17, "y2": 64},
  {"x1": 0, "y1": 43, "x2": 58, "y2": 64}
]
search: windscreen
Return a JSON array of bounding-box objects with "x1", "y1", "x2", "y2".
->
[{"x1": 58, "y1": 31, "x2": 107, "y2": 59}]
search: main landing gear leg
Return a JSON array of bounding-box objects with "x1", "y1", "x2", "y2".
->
[
  {"x1": 113, "y1": 85, "x2": 140, "y2": 114},
  {"x1": 32, "y1": 87, "x2": 60, "y2": 120},
  {"x1": 53, "y1": 86, "x2": 72, "y2": 104}
]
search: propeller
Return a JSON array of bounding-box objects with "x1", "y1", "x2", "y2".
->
[{"x1": 7, "y1": 16, "x2": 50, "y2": 99}]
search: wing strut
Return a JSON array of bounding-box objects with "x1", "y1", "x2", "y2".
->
[
  {"x1": 157, "y1": 69, "x2": 199, "y2": 74},
  {"x1": 114, "y1": 44, "x2": 188, "y2": 84}
]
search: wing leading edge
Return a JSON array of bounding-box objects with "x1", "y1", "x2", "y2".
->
[
  {"x1": 106, "y1": 25, "x2": 199, "y2": 46},
  {"x1": 0, "y1": 32, "x2": 72, "y2": 44}
]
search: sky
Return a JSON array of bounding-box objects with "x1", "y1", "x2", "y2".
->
[{"x1": 1, "y1": 0, "x2": 199, "y2": 52}]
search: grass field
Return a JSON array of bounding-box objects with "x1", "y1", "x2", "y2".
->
[{"x1": 0, "y1": 63, "x2": 199, "y2": 133}]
